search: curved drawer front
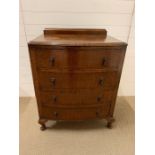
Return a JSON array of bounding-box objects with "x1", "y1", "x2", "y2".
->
[
  {"x1": 40, "y1": 106, "x2": 109, "y2": 120},
  {"x1": 38, "y1": 71, "x2": 118, "y2": 90},
  {"x1": 40, "y1": 89, "x2": 113, "y2": 106},
  {"x1": 35, "y1": 48, "x2": 123, "y2": 69}
]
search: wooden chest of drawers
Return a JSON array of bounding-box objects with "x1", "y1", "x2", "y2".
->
[{"x1": 28, "y1": 28, "x2": 127, "y2": 130}]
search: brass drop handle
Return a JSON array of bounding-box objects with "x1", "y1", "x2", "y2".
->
[
  {"x1": 96, "y1": 112, "x2": 99, "y2": 116},
  {"x1": 102, "y1": 58, "x2": 106, "y2": 66},
  {"x1": 50, "y1": 57, "x2": 55, "y2": 66},
  {"x1": 53, "y1": 112, "x2": 58, "y2": 117},
  {"x1": 52, "y1": 96, "x2": 57, "y2": 102},
  {"x1": 99, "y1": 78, "x2": 104, "y2": 86},
  {"x1": 97, "y1": 96, "x2": 101, "y2": 102},
  {"x1": 50, "y1": 78, "x2": 56, "y2": 86}
]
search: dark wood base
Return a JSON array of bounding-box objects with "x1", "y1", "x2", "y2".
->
[{"x1": 38, "y1": 119, "x2": 48, "y2": 131}]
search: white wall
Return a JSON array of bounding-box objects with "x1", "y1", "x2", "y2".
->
[
  {"x1": 119, "y1": 12, "x2": 135, "y2": 96},
  {"x1": 19, "y1": 0, "x2": 135, "y2": 96}
]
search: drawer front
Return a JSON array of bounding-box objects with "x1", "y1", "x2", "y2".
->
[
  {"x1": 40, "y1": 89, "x2": 113, "y2": 107},
  {"x1": 35, "y1": 48, "x2": 123, "y2": 69},
  {"x1": 40, "y1": 106, "x2": 109, "y2": 120},
  {"x1": 38, "y1": 71, "x2": 118, "y2": 90}
]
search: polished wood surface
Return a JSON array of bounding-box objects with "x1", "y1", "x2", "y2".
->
[
  {"x1": 35, "y1": 47, "x2": 124, "y2": 69},
  {"x1": 44, "y1": 28, "x2": 107, "y2": 37},
  {"x1": 38, "y1": 70, "x2": 118, "y2": 90},
  {"x1": 28, "y1": 28, "x2": 127, "y2": 47},
  {"x1": 40, "y1": 89, "x2": 113, "y2": 107},
  {"x1": 41, "y1": 106, "x2": 109, "y2": 120},
  {"x1": 28, "y1": 28, "x2": 127, "y2": 130}
]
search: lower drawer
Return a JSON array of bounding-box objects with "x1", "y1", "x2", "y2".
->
[
  {"x1": 40, "y1": 89, "x2": 113, "y2": 107},
  {"x1": 40, "y1": 106, "x2": 109, "y2": 120}
]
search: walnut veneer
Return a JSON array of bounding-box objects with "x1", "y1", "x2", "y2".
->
[{"x1": 28, "y1": 28, "x2": 127, "y2": 130}]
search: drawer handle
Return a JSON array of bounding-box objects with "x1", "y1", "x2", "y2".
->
[
  {"x1": 102, "y1": 58, "x2": 106, "y2": 66},
  {"x1": 50, "y1": 57, "x2": 55, "y2": 66},
  {"x1": 50, "y1": 78, "x2": 56, "y2": 86},
  {"x1": 52, "y1": 96, "x2": 57, "y2": 102},
  {"x1": 97, "y1": 96, "x2": 101, "y2": 102},
  {"x1": 96, "y1": 112, "x2": 99, "y2": 116},
  {"x1": 53, "y1": 112, "x2": 58, "y2": 117},
  {"x1": 99, "y1": 78, "x2": 104, "y2": 86}
]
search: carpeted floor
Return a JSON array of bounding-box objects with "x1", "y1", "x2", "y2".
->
[{"x1": 19, "y1": 97, "x2": 134, "y2": 155}]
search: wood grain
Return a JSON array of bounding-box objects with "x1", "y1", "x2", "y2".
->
[{"x1": 28, "y1": 28, "x2": 127, "y2": 130}]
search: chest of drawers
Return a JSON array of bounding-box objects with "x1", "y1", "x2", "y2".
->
[{"x1": 28, "y1": 28, "x2": 127, "y2": 130}]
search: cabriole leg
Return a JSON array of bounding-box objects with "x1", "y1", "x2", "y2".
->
[
  {"x1": 38, "y1": 119, "x2": 47, "y2": 131},
  {"x1": 106, "y1": 117, "x2": 115, "y2": 129}
]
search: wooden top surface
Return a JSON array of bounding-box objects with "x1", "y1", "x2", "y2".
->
[{"x1": 28, "y1": 28, "x2": 127, "y2": 47}]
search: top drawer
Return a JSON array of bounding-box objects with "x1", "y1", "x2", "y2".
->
[{"x1": 35, "y1": 48, "x2": 124, "y2": 69}]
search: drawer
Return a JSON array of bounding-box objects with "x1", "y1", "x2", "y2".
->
[
  {"x1": 35, "y1": 48, "x2": 123, "y2": 69},
  {"x1": 40, "y1": 106, "x2": 109, "y2": 120},
  {"x1": 38, "y1": 70, "x2": 118, "y2": 90},
  {"x1": 40, "y1": 89, "x2": 113, "y2": 107}
]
